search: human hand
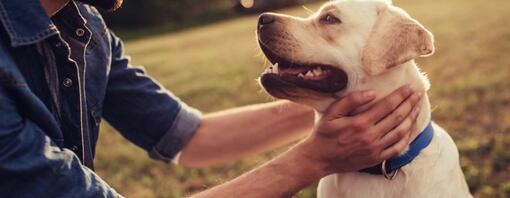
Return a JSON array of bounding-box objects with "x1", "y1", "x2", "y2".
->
[{"x1": 295, "y1": 85, "x2": 423, "y2": 176}]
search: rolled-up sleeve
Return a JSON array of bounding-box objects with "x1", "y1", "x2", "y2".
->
[{"x1": 102, "y1": 31, "x2": 201, "y2": 162}]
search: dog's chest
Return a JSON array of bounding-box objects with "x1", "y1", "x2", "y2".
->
[{"x1": 316, "y1": 125, "x2": 472, "y2": 198}]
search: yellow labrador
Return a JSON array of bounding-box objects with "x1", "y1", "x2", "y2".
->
[{"x1": 256, "y1": 0, "x2": 471, "y2": 197}]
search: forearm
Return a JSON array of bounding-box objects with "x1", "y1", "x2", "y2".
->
[
  {"x1": 191, "y1": 88, "x2": 421, "y2": 197},
  {"x1": 180, "y1": 100, "x2": 314, "y2": 167},
  {"x1": 192, "y1": 144, "x2": 325, "y2": 198}
]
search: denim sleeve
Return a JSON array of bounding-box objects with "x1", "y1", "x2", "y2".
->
[
  {"x1": 102, "y1": 31, "x2": 201, "y2": 163},
  {"x1": 0, "y1": 87, "x2": 120, "y2": 197}
]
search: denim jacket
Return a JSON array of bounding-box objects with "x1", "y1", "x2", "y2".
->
[{"x1": 0, "y1": 0, "x2": 201, "y2": 196}]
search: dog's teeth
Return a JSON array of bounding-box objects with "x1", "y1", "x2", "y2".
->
[
  {"x1": 306, "y1": 71, "x2": 314, "y2": 77},
  {"x1": 313, "y1": 68, "x2": 322, "y2": 76},
  {"x1": 264, "y1": 67, "x2": 272, "y2": 74},
  {"x1": 298, "y1": 73, "x2": 305, "y2": 78},
  {"x1": 274, "y1": 63, "x2": 279, "y2": 73}
]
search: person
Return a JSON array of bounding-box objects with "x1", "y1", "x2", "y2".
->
[{"x1": 0, "y1": 0, "x2": 422, "y2": 197}]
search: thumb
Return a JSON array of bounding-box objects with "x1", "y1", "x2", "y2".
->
[{"x1": 324, "y1": 90, "x2": 377, "y2": 120}]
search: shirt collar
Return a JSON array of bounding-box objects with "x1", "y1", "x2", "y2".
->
[{"x1": 0, "y1": 0, "x2": 59, "y2": 47}]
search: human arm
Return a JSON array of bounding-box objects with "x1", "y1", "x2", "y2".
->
[
  {"x1": 101, "y1": 31, "x2": 202, "y2": 163},
  {"x1": 193, "y1": 86, "x2": 422, "y2": 198},
  {"x1": 103, "y1": 31, "x2": 314, "y2": 166},
  {"x1": 179, "y1": 100, "x2": 315, "y2": 167}
]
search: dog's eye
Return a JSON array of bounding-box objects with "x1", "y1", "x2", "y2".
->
[{"x1": 320, "y1": 14, "x2": 341, "y2": 24}]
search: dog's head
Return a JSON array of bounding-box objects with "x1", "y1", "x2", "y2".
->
[{"x1": 257, "y1": 0, "x2": 434, "y2": 112}]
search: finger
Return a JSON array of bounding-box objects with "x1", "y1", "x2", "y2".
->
[
  {"x1": 378, "y1": 107, "x2": 418, "y2": 149},
  {"x1": 324, "y1": 90, "x2": 376, "y2": 121},
  {"x1": 373, "y1": 92, "x2": 422, "y2": 135},
  {"x1": 349, "y1": 107, "x2": 418, "y2": 160},
  {"x1": 362, "y1": 85, "x2": 415, "y2": 123},
  {"x1": 379, "y1": 126, "x2": 412, "y2": 160}
]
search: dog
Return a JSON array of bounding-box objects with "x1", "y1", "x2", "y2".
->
[{"x1": 256, "y1": 0, "x2": 471, "y2": 197}]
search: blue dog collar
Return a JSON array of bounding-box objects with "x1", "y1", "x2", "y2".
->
[{"x1": 359, "y1": 122, "x2": 434, "y2": 179}]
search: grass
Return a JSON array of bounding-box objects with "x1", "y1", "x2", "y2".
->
[{"x1": 94, "y1": 0, "x2": 510, "y2": 197}]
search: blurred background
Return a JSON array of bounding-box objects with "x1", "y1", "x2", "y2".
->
[
  {"x1": 101, "y1": 0, "x2": 316, "y2": 39},
  {"x1": 94, "y1": 0, "x2": 510, "y2": 197}
]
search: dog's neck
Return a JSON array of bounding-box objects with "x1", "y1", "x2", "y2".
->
[{"x1": 359, "y1": 60, "x2": 431, "y2": 142}]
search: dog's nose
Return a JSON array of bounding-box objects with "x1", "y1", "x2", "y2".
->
[{"x1": 258, "y1": 13, "x2": 276, "y2": 25}]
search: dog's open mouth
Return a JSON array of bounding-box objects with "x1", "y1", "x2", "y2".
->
[{"x1": 259, "y1": 44, "x2": 348, "y2": 93}]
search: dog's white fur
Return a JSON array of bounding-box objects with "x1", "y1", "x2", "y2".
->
[{"x1": 257, "y1": 0, "x2": 472, "y2": 197}]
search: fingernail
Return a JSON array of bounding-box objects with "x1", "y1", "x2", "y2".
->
[{"x1": 363, "y1": 90, "x2": 376, "y2": 98}]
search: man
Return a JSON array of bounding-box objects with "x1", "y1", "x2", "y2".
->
[{"x1": 0, "y1": 0, "x2": 421, "y2": 197}]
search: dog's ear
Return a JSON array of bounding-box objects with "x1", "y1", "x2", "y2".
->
[{"x1": 361, "y1": 5, "x2": 434, "y2": 76}]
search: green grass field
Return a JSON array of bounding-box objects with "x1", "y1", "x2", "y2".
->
[{"x1": 94, "y1": 0, "x2": 510, "y2": 197}]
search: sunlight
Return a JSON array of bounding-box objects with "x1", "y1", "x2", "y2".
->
[{"x1": 240, "y1": 0, "x2": 254, "y2": 8}]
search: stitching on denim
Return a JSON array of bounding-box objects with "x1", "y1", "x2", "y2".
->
[
  {"x1": 77, "y1": 3, "x2": 109, "y2": 53},
  {"x1": 73, "y1": 2, "x2": 89, "y2": 24},
  {"x1": 13, "y1": 28, "x2": 58, "y2": 46},
  {"x1": 148, "y1": 106, "x2": 185, "y2": 162},
  {"x1": 0, "y1": 1, "x2": 58, "y2": 46},
  {"x1": 153, "y1": 105, "x2": 201, "y2": 162},
  {"x1": 0, "y1": 67, "x2": 27, "y2": 88},
  {"x1": 0, "y1": 1, "x2": 18, "y2": 40},
  {"x1": 150, "y1": 147, "x2": 170, "y2": 162},
  {"x1": 69, "y1": 0, "x2": 97, "y2": 168}
]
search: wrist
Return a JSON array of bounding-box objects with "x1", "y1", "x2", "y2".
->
[{"x1": 284, "y1": 142, "x2": 330, "y2": 180}]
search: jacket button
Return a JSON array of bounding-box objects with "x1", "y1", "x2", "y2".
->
[
  {"x1": 63, "y1": 78, "x2": 73, "y2": 87},
  {"x1": 75, "y1": 28, "x2": 86, "y2": 37},
  {"x1": 71, "y1": 145, "x2": 79, "y2": 152}
]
